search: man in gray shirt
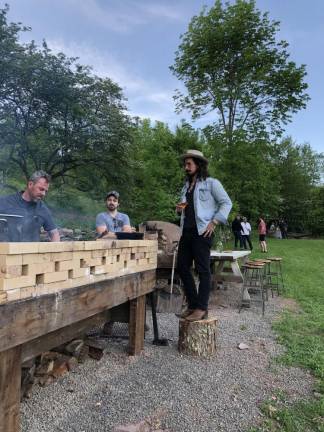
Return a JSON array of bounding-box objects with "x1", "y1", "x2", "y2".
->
[{"x1": 96, "y1": 191, "x2": 132, "y2": 236}]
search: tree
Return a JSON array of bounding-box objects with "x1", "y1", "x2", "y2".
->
[
  {"x1": 0, "y1": 7, "x2": 132, "y2": 185},
  {"x1": 170, "y1": 0, "x2": 309, "y2": 144},
  {"x1": 275, "y1": 137, "x2": 322, "y2": 231},
  {"x1": 205, "y1": 130, "x2": 280, "y2": 220},
  {"x1": 128, "y1": 119, "x2": 204, "y2": 223},
  {"x1": 308, "y1": 186, "x2": 324, "y2": 236}
]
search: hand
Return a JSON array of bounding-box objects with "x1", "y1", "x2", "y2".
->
[
  {"x1": 176, "y1": 202, "x2": 187, "y2": 213},
  {"x1": 97, "y1": 231, "x2": 116, "y2": 239},
  {"x1": 203, "y1": 221, "x2": 217, "y2": 237}
]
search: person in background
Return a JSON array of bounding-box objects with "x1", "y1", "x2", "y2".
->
[
  {"x1": 96, "y1": 191, "x2": 132, "y2": 237},
  {"x1": 241, "y1": 216, "x2": 253, "y2": 250},
  {"x1": 0, "y1": 170, "x2": 60, "y2": 242},
  {"x1": 279, "y1": 219, "x2": 288, "y2": 239},
  {"x1": 176, "y1": 149, "x2": 232, "y2": 322},
  {"x1": 232, "y1": 215, "x2": 243, "y2": 249},
  {"x1": 258, "y1": 217, "x2": 267, "y2": 253},
  {"x1": 96, "y1": 190, "x2": 133, "y2": 336}
]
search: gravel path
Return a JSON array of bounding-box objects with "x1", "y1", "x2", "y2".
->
[{"x1": 21, "y1": 297, "x2": 314, "y2": 432}]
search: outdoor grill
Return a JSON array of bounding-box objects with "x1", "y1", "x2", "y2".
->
[{"x1": 0, "y1": 213, "x2": 25, "y2": 242}]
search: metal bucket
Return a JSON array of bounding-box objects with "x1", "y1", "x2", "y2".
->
[{"x1": 155, "y1": 286, "x2": 184, "y2": 314}]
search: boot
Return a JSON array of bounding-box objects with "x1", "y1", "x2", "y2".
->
[
  {"x1": 178, "y1": 308, "x2": 194, "y2": 319},
  {"x1": 185, "y1": 309, "x2": 208, "y2": 321}
]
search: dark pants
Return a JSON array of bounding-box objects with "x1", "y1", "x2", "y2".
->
[
  {"x1": 281, "y1": 230, "x2": 288, "y2": 239},
  {"x1": 233, "y1": 230, "x2": 243, "y2": 248},
  {"x1": 177, "y1": 227, "x2": 213, "y2": 311},
  {"x1": 242, "y1": 235, "x2": 253, "y2": 250}
]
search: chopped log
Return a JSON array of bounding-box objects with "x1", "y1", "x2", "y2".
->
[
  {"x1": 64, "y1": 339, "x2": 85, "y2": 358},
  {"x1": 88, "y1": 346, "x2": 104, "y2": 361},
  {"x1": 178, "y1": 317, "x2": 217, "y2": 358}
]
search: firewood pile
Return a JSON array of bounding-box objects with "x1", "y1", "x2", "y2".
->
[{"x1": 21, "y1": 336, "x2": 108, "y2": 399}]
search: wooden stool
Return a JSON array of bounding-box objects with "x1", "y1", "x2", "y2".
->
[
  {"x1": 240, "y1": 263, "x2": 266, "y2": 315},
  {"x1": 178, "y1": 317, "x2": 217, "y2": 357},
  {"x1": 267, "y1": 257, "x2": 284, "y2": 295},
  {"x1": 251, "y1": 259, "x2": 273, "y2": 298}
]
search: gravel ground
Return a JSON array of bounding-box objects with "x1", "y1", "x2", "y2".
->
[{"x1": 21, "y1": 297, "x2": 314, "y2": 432}]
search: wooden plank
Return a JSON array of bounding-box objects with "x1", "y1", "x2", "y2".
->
[
  {"x1": 210, "y1": 250, "x2": 251, "y2": 260},
  {"x1": 21, "y1": 310, "x2": 111, "y2": 363},
  {"x1": 128, "y1": 294, "x2": 146, "y2": 355},
  {"x1": 0, "y1": 346, "x2": 21, "y2": 432},
  {"x1": 0, "y1": 269, "x2": 155, "y2": 352}
]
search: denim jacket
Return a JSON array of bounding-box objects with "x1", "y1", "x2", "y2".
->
[{"x1": 179, "y1": 177, "x2": 232, "y2": 235}]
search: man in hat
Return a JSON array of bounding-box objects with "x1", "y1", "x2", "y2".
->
[
  {"x1": 96, "y1": 190, "x2": 132, "y2": 236},
  {"x1": 176, "y1": 149, "x2": 232, "y2": 321}
]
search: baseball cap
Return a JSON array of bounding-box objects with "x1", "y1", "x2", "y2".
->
[{"x1": 105, "y1": 190, "x2": 120, "y2": 200}]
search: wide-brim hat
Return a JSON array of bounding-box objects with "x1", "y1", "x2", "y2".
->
[{"x1": 180, "y1": 149, "x2": 208, "y2": 163}]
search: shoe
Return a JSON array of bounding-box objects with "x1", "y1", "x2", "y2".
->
[
  {"x1": 185, "y1": 309, "x2": 208, "y2": 321},
  {"x1": 178, "y1": 309, "x2": 194, "y2": 319}
]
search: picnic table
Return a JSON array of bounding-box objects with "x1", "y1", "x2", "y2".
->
[{"x1": 210, "y1": 250, "x2": 251, "y2": 306}]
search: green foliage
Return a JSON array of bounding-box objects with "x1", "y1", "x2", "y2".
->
[
  {"x1": 308, "y1": 187, "x2": 324, "y2": 236},
  {"x1": 171, "y1": 0, "x2": 309, "y2": 143},
  {"x1": 274, "y1": 137, "x2": 323, "y2": 231},
  {"x1": 248, "y1": 238, "x2": 324, "y2": 431},
  {"x1": 206, "y1": 131, "x2": 281, "y2": 220},
  {"x1": 127, "y1": 119, "x2": 205, "y2": 224},
  {"x1": 0, "y1": 6, "x2": 132, "y2": 185}
]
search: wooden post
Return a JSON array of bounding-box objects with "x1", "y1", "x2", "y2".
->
[
  {"x1": 0, "y1": 346, "x2": 22, "y2": 432},
  {"x1": 178, "y1": 317, "x2": 217, "y2": 358},
  {"x1": 128, "y1": 295, "x2": 146, "y2": 355}
]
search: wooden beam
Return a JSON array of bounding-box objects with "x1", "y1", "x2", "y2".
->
[
  {"x1": 21, "y1": 310, "x2": 111, "y2": 363},
  {"x1": 0, "y1": 270, "x2": 155, "y2": 353},
  {"x1": 22, "y1": 303, "x2": 132, "y2": 363},
  {"x1": 0, "y1": 346, "x2": 21, "y2": 432},
  {"x1": 128, "y1": 295, "x2": 146, "y2": 355}
]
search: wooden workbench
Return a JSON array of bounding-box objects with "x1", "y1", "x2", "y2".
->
[{"x1": 0, "y1": 240, "x2": 157, "y2": 432}]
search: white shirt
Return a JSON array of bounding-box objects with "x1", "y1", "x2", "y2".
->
[{"x1": 241, "y1": 222, "x2": 251, "y2": 235}]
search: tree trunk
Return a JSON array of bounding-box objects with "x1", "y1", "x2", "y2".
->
[{"x1": 178, "y1": 317, "x2": 217, "y2": 358}]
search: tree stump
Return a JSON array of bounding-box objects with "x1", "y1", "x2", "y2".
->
[{"x1": 178, "y1": 317, "x2": 217, "y2": 358}]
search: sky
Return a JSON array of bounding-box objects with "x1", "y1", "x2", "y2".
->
[{"x1": 5, "y1": 0, "x2": 324, "y2": 153}]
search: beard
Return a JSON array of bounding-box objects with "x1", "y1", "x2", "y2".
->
[
  {"x1": 185, "y1": 171, "x2": 196, "y2": 181},
  {"x1": 107, "y1": 204, "x2": 117, "y2": 211}
]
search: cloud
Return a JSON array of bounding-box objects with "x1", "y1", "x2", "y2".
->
[
  {"x1": 138, "y1": 3, "x2": 185, "y2": 21},
  {"x1": 46, "y1": 38, "x2": 183, "y2": 125},
  {"x1": 63, "y1": 0, "x2": 184, "y2": 33},
  {"x1": 62, "y1": 0, "x2": 143, "y2": 33}
]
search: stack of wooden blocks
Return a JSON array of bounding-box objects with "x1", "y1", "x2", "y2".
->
[{"x1": 0, "y1": 240, "x2": 157, "y2": 304}]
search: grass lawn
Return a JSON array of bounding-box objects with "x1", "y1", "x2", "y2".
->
[{"x1": 244, "y1": 237, "x2": 324, "y2": 432}]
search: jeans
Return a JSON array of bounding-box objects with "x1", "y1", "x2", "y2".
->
[
  {"x1": 242, "y1": 235, "x2": 253, "y2": 250},
  {"x1": 177, "y1": 227, "x2": 213, "y2": 311},
  {"x1": 233, "y1": 230, "x2": 243, "y2": 248}
]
